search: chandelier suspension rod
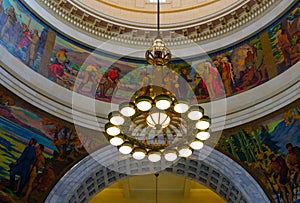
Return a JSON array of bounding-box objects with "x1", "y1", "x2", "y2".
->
[
  {"x1": 155, "y1": 173, "x2": 159, "y2": 203},
  {"x1": 157, "y1": 0, "x2": 160, "y2": 37}
]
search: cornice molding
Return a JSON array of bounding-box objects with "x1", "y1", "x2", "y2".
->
[{"x1": 22, "y1": 0, "x2": 297, "y2": 57}]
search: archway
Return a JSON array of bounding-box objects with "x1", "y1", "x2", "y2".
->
[{"x1": 45, "y1": 146, "x2": 270, "y2": 203}]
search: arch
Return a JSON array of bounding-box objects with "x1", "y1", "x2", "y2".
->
[{"x1": 45, "y1": 146, "x2": 270, "y2": 203}]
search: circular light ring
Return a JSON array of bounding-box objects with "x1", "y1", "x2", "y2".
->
[
  {"x1": 195, "y1": 130, "x2": 210, "y2": 140},
  {"x1": 195, "y1": 116, "x2": 211, "y2": 130},
  {"x1": 119, "y1": 102, "x2": 136, "y2": 117},
  {"x1": 163, "y1": 149, "x2": 178, "y2": 161},
  {"x1": 189, "y1": 139, "x2": 204, "y2": 150},
  {"x1": 105, "y1": 123, "x2": 121, "y2": 136},
  {"x1": 187, "y1": 106, "x2": 204, "y2": 120},
  {"x1": 132, "y1": 148, "x2": 147, "y2": 160},
  {"x1": 108, "y1": 111, "x2": 125, "y2": 125},
  {"x1": 135, "y1": 96, "x2": 153, "y2": 111},
  {"x1": 154, "y1": 94, "x2": 172, "y2": 110},
  {"x1": 174, "y1": 100, "x2": 189, "y2": 113},
  {"x1": 178, "y1": 146, "x2": 193, "y2": 157},
  {"x1": 109, "y1": 135, "x2": 124, "y2": 146},
  {"x1": 119, "y1": 142, "x2": 133, "y2": 154},
  {"x1": 148, "y1": 150, "x2": 161, "y2": 162}
]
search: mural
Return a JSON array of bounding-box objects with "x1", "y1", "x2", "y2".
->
[
  {"x1": 0, "y1": 86, "x2": 104, "y2": 203},
  {"x1": 0, "y1": 0, "x2": 300, "y2": 202},
  {"x1": 217, "y1": 105, "x2": 300, "y2": 203},
  {"x1": 269, "y1": 6, "x2": 300, "y2": 73},
  {"x1": 0, "y1": 0, "x2": 299, "y2": 104},
  {"x1": 0, "y1": 0, "x2": 47, "y2": 71},
  {"x1": 1, "y1": 82, "x2": 299, "y2": 202}
]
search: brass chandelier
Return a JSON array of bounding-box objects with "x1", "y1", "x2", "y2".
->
[{"x1": 104, "y1": 0, "x2": 211, "y2": 162}]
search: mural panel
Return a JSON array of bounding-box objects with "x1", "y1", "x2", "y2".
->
[
  {"x1": 0, "y1": 0, "x2": 299, "y2": 104},
  {"x1": 0, "y1": 86, "x2": 104, "y2": 203},
  {"x1": 268, "y1": 6, "x2": 300, "y2": 73},
  {"x1": 217, "y1": 105, "x2": 300, "y2": 203}
]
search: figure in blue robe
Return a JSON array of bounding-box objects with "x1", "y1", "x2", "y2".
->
[{"x1": 10, "y1": 138, "x2": 37, "y2": 196}]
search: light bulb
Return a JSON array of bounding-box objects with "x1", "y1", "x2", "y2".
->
[
  {"x1": 148, "y1": 151, "x2": 161, "y2": 162},
  {"x1": 132, "y1": 148, "x2": 146, "y2": 160},
  {"x1": 178, "y1": 146, "x2": 192, "y2": 157},
  {"x1": 110, "y1": 136, "x2": 124, "y2": 146},
  {"x1": 164, "y1": 150, "x2": 178, "y2": 161},
  {"x1": 174, "y1": 103, "x2": 189, "y2": 113},
  {"x1": 196, "y1": 131, "x2": 210, "y2": 140},
  {"x1": 119, "y1": 142, "x2": 133, "y2": 154},
  {"x1": 189, "y1": 140, "x2": 204, "y2": 150}
]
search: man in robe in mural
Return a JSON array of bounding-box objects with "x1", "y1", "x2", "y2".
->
[
  {"x1": 278, "y1": 29, "x2": 292, "y2": 67},
  {"x1": 266, "y1": 154, "x2": 293, "y2": 203},
  {"x1": 22, "y1": 144, "x2": 45, "y2": 202},
  {"x1": 202, "y1": 61, "x2": 222, "y2": 98},
  {"x1": 285, "y1": 143, "x2": 300, "y2": 187},
  {"x1": 26, "y1": 29, "x2": 40, "y2": 67},
  {"x1": 0, "y1": 6, "x2": 17, "y2": 43},
  {"x1": 220, "y1": 57, "x2": 233, "y2": 95},
  {"x1": 178, "y1": 67, "x2": 193, "y2": 98},
  {"x1": 290, "y1": 38, "x2": 300, "y2": 66},
  {"x1": 9, "y1": 138, "x2": 37, "y2": 196},
  {"x1": 0, "y1": 0, "x2": 4, "y2": 26}
]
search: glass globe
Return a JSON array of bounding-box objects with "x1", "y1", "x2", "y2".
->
[{"x1": 148, "y1": 151, "x2": 161, "y2": 162}]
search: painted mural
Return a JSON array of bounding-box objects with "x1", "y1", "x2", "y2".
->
[
  {"x1": 0, "y1": 0, "x2": 299, "y2": 104},
  {"x1": 0, "y1": 86, "x2": 105, "y2": 203},
  {"x1": 217, "y1": 105, "x2": 300, "y2": 203},
  {"x1": 0, "y1": 83, "x2": 299, "y2": 202},
  {"x1": 0, "y1": 0, "x2": 47, "y2": 71},
  {"x1": 268, "y1": 6, "x2": 300, "y2": 73}
]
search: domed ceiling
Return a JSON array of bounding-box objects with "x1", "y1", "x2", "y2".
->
[
  {"x1": 0, "y1": 0, "x2": 299, "y2": 203},
  {"x1": 33, "y1": 0, "x2": 291, "y2": 54},
  {"x1": 74, "y1": 0, "x2": 241, "y2": 27}
]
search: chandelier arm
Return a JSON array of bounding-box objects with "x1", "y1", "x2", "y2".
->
[
  {"x1": 141, "y1": 127, "x2": 153, "y2": 146},
  {"x1": 166, "y1": 126, "x2": 178, "y2": 143},
  {"x1": 149, "y1": 113, "x2": 158, "y2": 128},
  {"x1": 160, "y1": 113, "x2": 169, "y2": 126},
  {"x1": 134, "y1": 124, "x2": 148, "y2": 141}
]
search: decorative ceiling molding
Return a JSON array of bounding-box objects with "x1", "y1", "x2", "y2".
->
[
  {"x1": 21, "y1": 0, "x2": 297, "y2": 56},
  {"x1": 26, "y1": 0, "x2": 288, "y2": 44}
]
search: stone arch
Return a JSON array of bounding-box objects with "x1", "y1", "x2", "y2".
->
[{"x1": 45, "y1": 146, "x2": 270, "y2": 203}]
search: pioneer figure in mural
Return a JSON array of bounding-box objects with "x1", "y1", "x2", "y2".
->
[
  {"x1": 22, "y1": 144, "x2": 45, "y2": 202},
  {"x1": 285, "y1": 143, "x2": 300, "y2": 187},
  {"x1": 75, "y1": 65, "x2": 102, "y2": 94},
  {"x1": 265, "y1": 154, "x2": 293, "y2": 203},
  {"x1": 48, "y1": 48, "x2": 69, "y2": 82},
  {"x1": 220, "y1": 57, "x2": 235, "y2": 96},
  {"x1": 278, "y1": 29, "x2": 292, "y2": 67},
  {"x1": 0, "y1": 6, "x2": 17, "y2": 44},
  {"x1": 9, "y1": 138, "x2": 37, "y2": 196},
  {"x1": 26, "y1": 29, "x2": 40, "y2": 67},
  {"x1": 178, "y1": 67, "x2": 194, "y2": 98},
  {"x1": 102, "y1": 66, "x2": 120, "y2": 96},
  {"x1": 97, "y1": 72, "x2": 109, "y2": 98}
]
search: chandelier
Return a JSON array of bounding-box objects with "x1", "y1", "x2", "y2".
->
[
  {"x1": 145, "y1": 0, "x2": 171, "y2": 66},
  {"x1": 104, "y1": 0, "x2": 211, "y2": 162}
]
